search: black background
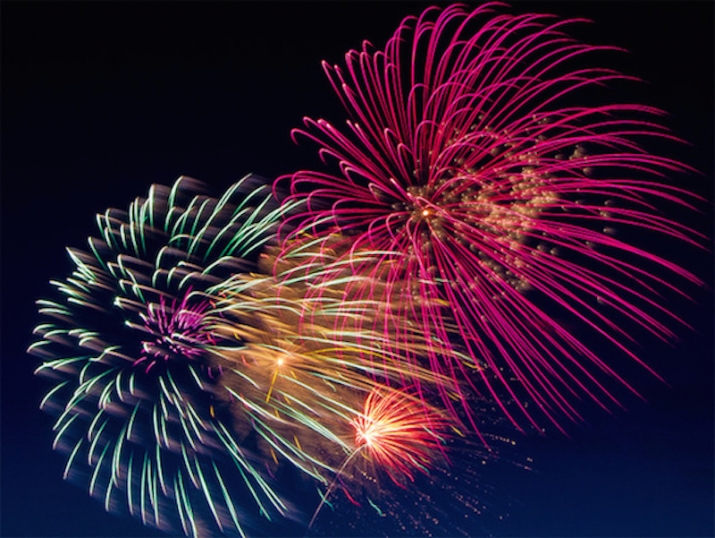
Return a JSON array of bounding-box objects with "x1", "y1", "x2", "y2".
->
[{"x1": 2, "y1": 2, "x2": 713, "y2": 537}]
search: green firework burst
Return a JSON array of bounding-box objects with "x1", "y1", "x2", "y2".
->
[{"x1": 29, "y1": 175, "x2": 296, "y2": 537}]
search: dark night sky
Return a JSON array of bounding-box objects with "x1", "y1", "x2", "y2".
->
[{"x1": 2, "y1": 2, "x2": 713, "y2": 537}]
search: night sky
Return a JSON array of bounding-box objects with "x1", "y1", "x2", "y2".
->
[{"x1": 2, "y1": 2, "x2": 713, "y2": 537}]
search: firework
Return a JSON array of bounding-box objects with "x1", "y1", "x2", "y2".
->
[
  {"x1": 307, "y1": 387, "x2": 521, "y2": 537},
  {"x1": 277, "y1": 3, "x2": 705, "y2": 431},
  {"x1": 352, "y1": 388, "x2": 448, "y2": 484},
  {"x1": 305, "y1": 386, "x2": 450, "y2": 530},
  {"x1": 204, "y1": 240, "x2": 462, "y2": 488},
  {"x1": 29, "y1": 176, "x2": 295, "y2": 537}
]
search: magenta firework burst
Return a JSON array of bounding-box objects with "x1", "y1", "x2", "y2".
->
[
  {"x1": 132, "y1": 290, "x2": 216, "y2": 375},
  {"x1": 278, "y1": 3, "x2": 705, "y2": 430}
]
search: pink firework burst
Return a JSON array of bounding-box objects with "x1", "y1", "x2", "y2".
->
[
  {"x1": 131, "y1": 290, "x2": 215, "y2": 374},
  {"x1": 277, "y1": 3, "x2": 705, "y2": 431}
]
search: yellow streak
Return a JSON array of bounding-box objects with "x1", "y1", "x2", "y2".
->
[{"x1": 265, "y1": 362, "x2": 281, "y2": 403}]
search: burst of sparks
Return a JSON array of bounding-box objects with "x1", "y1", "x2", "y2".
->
[
  {"x1": 205, "y1": 241, "x2": 462, "y2": 486},
  {"x1": 277, "y1": 3, "x2": 705, "y2": 431},
  {"x1": 352, "y1": 389, "x2": 447, "y2": 484},
  {"x1": 29, "y1": 175, "x2": 298, "y2": 537}
]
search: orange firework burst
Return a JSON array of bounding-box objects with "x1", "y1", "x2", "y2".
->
[
  {"x1": 352, "y1": 389, "x2": 447, "y2": 485},
  {"x1": 308, "y1": 387, "x2": 450, "y2": 529}
]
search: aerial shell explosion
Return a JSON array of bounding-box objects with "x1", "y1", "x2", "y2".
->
[
  {"x1": 30, "y1": 176, "x2": 299, "y2": 536},
  {"x1": 277, "y1": 2, "x2": 705, "y2": 432}
]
